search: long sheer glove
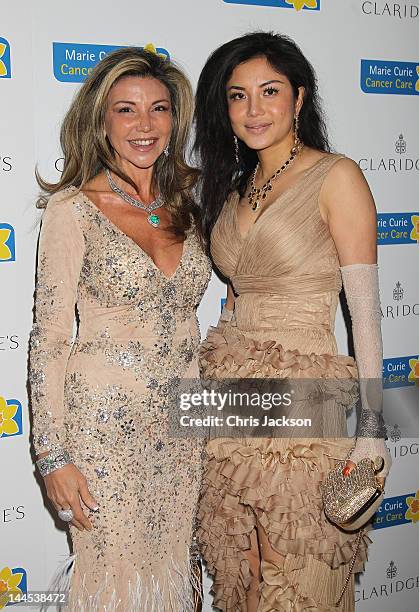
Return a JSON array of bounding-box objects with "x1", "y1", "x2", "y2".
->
[{"x1": 340, "y1": 264, "x2": 392, "y2": 479}]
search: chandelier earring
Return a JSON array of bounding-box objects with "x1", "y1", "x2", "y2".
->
[
  {"x1": 233, "y1": 135, "x2": 239, "y2": 164},
  {"x1": 292, "y1": 114, "x2": 301, "y2": 153},
  {"x1": 163, "y1": 143, "x2": 170, "y2": 157}
]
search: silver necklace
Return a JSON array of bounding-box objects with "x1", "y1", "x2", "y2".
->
[{"x1": 105, "y1": 169, "x2": 164, "y2": 228}]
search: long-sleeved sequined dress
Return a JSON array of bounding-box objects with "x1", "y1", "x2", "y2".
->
[{"x1": 29, "y1": 187, "x2": 211, "y2": 611}]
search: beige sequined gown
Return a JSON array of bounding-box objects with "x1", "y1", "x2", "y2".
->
[
  {"x1": 29, "y1": 187, "x2": 211, "y2": 611},
  {"x1": 198, "y1": 155, "x2": 370, "y2": 611}
]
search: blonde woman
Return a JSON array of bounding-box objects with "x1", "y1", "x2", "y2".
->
[{"x1": 30, "y1": 48, "x2": 211, "y2": 611}]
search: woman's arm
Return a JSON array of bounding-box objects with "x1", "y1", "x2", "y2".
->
[
  {"x1": 30, "y1": 193, "x2": 84, "y2": 455},
  {"x1": 319, "y1": 158, "x2": 391, "y2": 484},
  {"x1": 29, "y1": 192, "x2": 97, "y2": 529},
  {"x1": 225, "y1": 282, "x2": 235, "y2": 312},
  {"x1": 217, "y1": 283, "x2": 235, "y2": 324},
  {"x1": 319, "y1": 157, "x2": 377, "y2": 265}
]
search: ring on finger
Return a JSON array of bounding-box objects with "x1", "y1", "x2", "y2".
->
[{"x1": 58, "y1": 508, "x2": 74, "y2": 522}]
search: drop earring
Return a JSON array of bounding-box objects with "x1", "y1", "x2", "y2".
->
[
  {"x1": 291, "y1": 115, "x2": 302, "y2": 154},
  {"x1": 292, "y1": 114, "x2": 301, "y2": 153},
  {"x1": 233, "y1": 135, "x2": 239, "y2": 164},
  {"x1": 163, "y1": 143, "x2": 170, "y2": 157}
]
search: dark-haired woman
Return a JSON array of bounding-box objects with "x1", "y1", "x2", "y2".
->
[
  {"x1": 195, "y1": 32, "x2": 390, "y2": 611},
  {"x1": 29, "y1": 48, "x2": 211, "y2": 610}
]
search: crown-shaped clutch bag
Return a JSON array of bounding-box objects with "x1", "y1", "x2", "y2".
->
[{"x1": 322, "y1": 456, "x2": 384, "y2": 531}]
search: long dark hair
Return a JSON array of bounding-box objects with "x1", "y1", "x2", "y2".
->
[{"x1": 194, "y1": 31, "x2": 330, "y2": 246}]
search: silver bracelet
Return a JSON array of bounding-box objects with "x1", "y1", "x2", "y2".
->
[
  {"x1": 356, "y1": 408, "x2": 387, "y2": 439},
  {"x1": 36, "y1": 449, "x2": 71, "y2": 477}
]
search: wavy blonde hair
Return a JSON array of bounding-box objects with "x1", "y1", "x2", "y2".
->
[{"x1": 37, "y1": 47, "x2": 200, "y2": 236}]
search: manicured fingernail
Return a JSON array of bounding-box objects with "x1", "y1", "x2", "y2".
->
[{"x1": 91, "y1": 506, "x2": 99, "y2": 512}]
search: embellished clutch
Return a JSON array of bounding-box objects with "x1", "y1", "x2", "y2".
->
[{"x1": 321, "y1": 456, "x2": 384, "y2": 531}]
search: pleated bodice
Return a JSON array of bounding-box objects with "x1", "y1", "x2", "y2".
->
[{"x1": 210, "y1": 154, "x2": 346, "y2": 356}]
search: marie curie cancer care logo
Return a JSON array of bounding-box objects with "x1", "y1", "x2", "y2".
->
[
  {"x1": 373, "y1": 491, "x2": 419, "y2": 529},
  {"x1": 361, "y1": 59, "x2": 419, "y2": 95},
  {"x1": 0, "y1": 224, "x2": 15, "y2": 262},
  {"x1": 377, "y1": 213, "x2": 419, "y2": 245},
  {"x1": 0, "y1": 37, "x2": 11, "y2": 78},
  {"x1": 383, "y1": 355, "x2": 419, "y2": 388},
  {"x1": 53, "y1": 42, "x2": 169, "y2": 83},
  {"x1": 223, "y1": 0, "x2": 319, "y2": 9},
  {"x1": 0, "y1": 396, "x2": 23, "y2": 439},
  {"x1": 0, "y1": 566, "x2": 27, "y2": 608}
]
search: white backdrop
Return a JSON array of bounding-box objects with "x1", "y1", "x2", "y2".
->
[{"x1": 1, "y1": 1, "x2": 418, "y2": 610}]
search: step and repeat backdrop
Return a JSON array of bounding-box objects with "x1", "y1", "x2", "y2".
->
[{"x1": 1, "y1": 1, "x2": 418, "y2": 610}]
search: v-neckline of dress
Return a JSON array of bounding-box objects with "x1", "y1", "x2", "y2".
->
[
  {"x1": 76, "y1": 187, "x2": 188, "y2": 281},
  {"x1": 234, "y1": 155, "x2": 329, "y2": 242}
]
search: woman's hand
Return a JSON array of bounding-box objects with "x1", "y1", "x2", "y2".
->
[
  {"x1": 343, "y1": 436, "x2": 391, "y2": 489},
  {"x1": 43, "y1": 463, "x2": 99, "y2": 531},
  {"x1": 343, "y1": 460, "x2": 386, "y2": 489}
]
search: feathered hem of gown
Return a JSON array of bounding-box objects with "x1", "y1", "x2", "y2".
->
[{"x1": 40, "y1": 551, "x2": 202, "y2": 612}]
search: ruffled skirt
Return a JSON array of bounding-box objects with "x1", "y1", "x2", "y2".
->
[{"x1": 197, "y1": 324, "x2": 369, "y2": 611}]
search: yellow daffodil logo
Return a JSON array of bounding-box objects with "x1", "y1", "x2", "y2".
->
[
  {"x1": 0, "y1": 567, "x2": 23, "y2": 609},
  {"x1": 405, "y1": 490, "x2": 419, "y2": 524},
  {"x1": 0, "y1": 227, "x2": 12, "y2": 261},
  {"x1": 143, "y1": 43, "x2": 169, "y2": 60},
  {"x1": 0, "y1": 44, "x2": 8, "y2": 77},
  {"x1": 0, "y1": 396, "x2": 19, "y2": 437},
  {"x1": 285, "y1": 0, "x2": 318, "y2": 10},
  {"x1": 408, "y1": 358, "x2": 419, "y2": 385},
  {"x1": 0, "y1": 39, "x2": 10, "y2": 78},
  {"x1": 410, "y1": 215, "x2": 419, "y2": 243},
  {"x1": 415, "y1": 65, "x2": 419, "y2": 93}
]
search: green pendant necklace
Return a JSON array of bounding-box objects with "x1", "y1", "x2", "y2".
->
[{"x1": 106, "y1": 169, "x2": 164, "y2": 228}]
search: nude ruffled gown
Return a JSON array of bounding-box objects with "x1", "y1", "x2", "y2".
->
[
  {"x1": 29, "y1": 187, "x2": 211, "y2": 611},
  {"x1": 198, "y1": 155, "x2": 370, "y2": 611}
]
